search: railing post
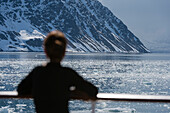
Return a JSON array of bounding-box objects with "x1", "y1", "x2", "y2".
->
[{"x1": 91, "y1": 101, "x2": 96, "y2": 113}]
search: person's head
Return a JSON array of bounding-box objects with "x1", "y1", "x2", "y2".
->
[{"x1": 43, "y1": 30, "x2": 67, "y2": 62}]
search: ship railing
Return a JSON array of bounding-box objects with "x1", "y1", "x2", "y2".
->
[{"x1": 1, "y1": 91, "x2": 170, "y2": 113}]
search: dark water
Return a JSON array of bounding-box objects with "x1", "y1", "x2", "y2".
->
[{"x1": 0, "y1": 52, "x2": 170, "y2": 113}]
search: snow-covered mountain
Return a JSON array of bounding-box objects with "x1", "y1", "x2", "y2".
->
[{"x1": 0, "y1": 0, "x2": 149, "y2": 53}]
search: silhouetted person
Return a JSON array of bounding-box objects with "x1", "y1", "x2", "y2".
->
[{"x1": 17, "y1": 30, "x2": 98, "y2": 113}]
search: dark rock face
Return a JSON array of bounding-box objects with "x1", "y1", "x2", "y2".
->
[
  {"x1": 26, "y1": 39, "x2": 43, "y2": 47},
  {"x1": 0, "y1": 0, "x2": 149, "y2": 53}
]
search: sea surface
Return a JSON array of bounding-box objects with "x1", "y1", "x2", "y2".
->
[{"x1": 0, "y1": 52, "x2": 170, "y2": 113}]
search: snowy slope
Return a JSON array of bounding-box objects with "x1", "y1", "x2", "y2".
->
[{"x1": 0, "y1": 0, "x2": 149, "y2": 53}]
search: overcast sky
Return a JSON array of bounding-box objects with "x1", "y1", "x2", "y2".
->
[{"x1": 98, "y1": 0, "x2": 170, "y2": 52}]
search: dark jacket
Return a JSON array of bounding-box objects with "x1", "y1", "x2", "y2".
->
[{"x1": 17, "y1": 62, "x2": 98, "y2": 113}]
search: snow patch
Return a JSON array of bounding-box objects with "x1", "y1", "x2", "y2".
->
[{"x1": 19, "y1": 30, "x2": 44, "y2": 40}]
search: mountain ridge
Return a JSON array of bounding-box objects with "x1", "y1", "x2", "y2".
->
[{"x1": 0, "y1": 0, "x2": 149, "y2": 53}]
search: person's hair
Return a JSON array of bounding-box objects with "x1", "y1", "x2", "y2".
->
[{"x1": 43, "y1": 30, "x2": 67, "y2": 61}]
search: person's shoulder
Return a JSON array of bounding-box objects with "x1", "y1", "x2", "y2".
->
[
  {"x1": 62, "y1": 67, "x2": 81, "y2": 79},
  {"x1": 62, "y1": 66, "x2": 79, "y2": 74},
  {"x1": 62, "y1": 66, "x2": 75, "y2": 72},
  {"x1": 32, "y1": 64, "x2": 45, "y2": 71}
]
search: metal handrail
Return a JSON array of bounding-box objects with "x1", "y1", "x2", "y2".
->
[{"x1": 1, "y1": 91, "x2": 170, "y2": 102}]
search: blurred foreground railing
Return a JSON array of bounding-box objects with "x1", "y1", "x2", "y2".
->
[
  {"x1": 1, "y1": 91, "x2": 170, "y2": 113},
  {"x1": 1, "y1": 91, "x2": 170, "y2": 102}
]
